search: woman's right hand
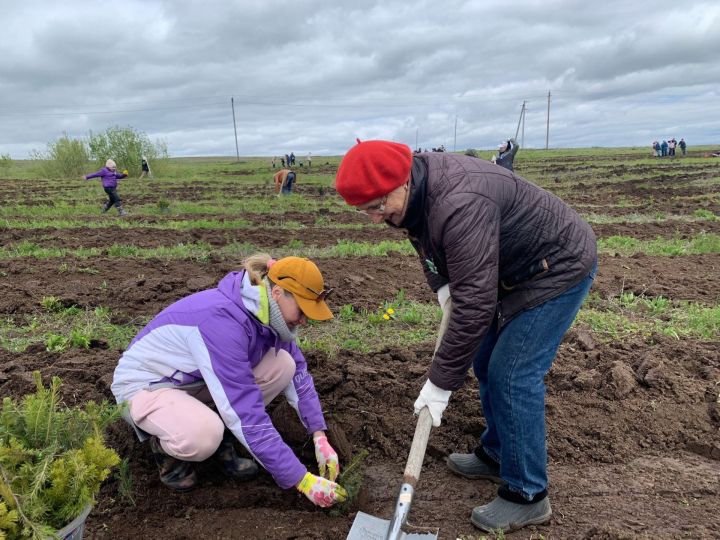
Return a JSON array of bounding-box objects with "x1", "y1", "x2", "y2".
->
[{"x1": 296, "y1": 472, "x2": 347, "y2": 507}]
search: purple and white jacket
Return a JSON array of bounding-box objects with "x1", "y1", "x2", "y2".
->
[
  {"x1": 111, "y1": 271, "x2": 327, "y2": 489},
  {"x1": 84, "y1": 167, "x2": 127, "y2": 188}
]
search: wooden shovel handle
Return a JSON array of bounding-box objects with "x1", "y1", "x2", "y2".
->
[
  {"x1": 403, "y1": 298, "x2": 453, "y2": 486},
  {"x1": 403, "y1": 407, "x2": 433, "y2": 486}
]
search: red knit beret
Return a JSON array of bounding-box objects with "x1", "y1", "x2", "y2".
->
[{"x1": 335, "y1": 140, "x2": 412, "y2": 205}]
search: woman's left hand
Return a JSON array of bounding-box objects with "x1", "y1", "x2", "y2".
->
[{"x1": 313, "y1": 432, "x2": 340, "y2": 481}]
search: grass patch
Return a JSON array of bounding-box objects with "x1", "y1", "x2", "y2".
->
[
  {"x1": 299, "y1": 293, "x2": 442, "y2": 355},
  {"x1": 598, "y1": 233, "x2": 720, "y2": 256},
  {"x1": 0, "y1": 305, "x2": 142, "y2": 353},
  {"x1": 0, "y1": 239, "x2": 416, "y2": 261},
  {"x1": 577, "y1": 292, "x2": 719, "y2": 341}
]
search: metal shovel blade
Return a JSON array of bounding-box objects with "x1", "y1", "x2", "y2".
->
[
  {"x1": 347, "y1": 409, "x2": 440, "y2": 540},
  {"x1": 347, "y1": 511, "x2": 438, "y2": 540}
]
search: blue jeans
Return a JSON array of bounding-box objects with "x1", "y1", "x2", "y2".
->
[
  {"x1": 281, "y1": 172, "x2": 295, "y2": 195},
  {"x1": 472, "y1": 261, "x2": 597, "y2": 500}
]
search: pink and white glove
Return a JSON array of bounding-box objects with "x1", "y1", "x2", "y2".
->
[
  {"x1": 313, "y1": 433, "x2": 340, "y2": 481},
  {"x1": 296, "y1": 472, "x2": 347, "y2": 508}
]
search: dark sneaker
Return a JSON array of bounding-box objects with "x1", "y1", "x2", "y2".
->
[
  {"x1": 471, "y1": 495, "x2": 552, "y2": 532},
  {"x1": 215, "y1": 433, "x2": 259, "y2": 481},
  {"x1": 149, "y1": 436, "x2": 198, "y2": 492},
  {"x1": 446, "y1": 452, "x2": 502, "y2": 483}
]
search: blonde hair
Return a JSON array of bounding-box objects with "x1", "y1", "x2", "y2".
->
[{"x1": 242, "y1": 253, "x2": 273, "y2": 285}]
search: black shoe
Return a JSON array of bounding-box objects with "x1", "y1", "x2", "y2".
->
[
  {"x1": 149, "y1": 436, "x2": 198, "y2": 492},
  {"x1": 214, "y1": 432, "x2": 259, "y2": 481}
]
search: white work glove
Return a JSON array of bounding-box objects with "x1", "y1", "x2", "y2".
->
[{"x1": 414, "y1": 379, "x2": 452, "y2": 427}]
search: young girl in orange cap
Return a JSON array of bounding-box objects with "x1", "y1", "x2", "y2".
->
[{"x1": 111, "y1": 253, "x2": 346, "y2": 507}]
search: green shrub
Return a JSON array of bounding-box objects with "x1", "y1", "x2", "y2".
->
[
  {"x1": 30, "y1": 133, "x2": 89, "y2": 179},
  {"x1": 87, "y1": 125, "x2": 169, "y2": 177},
  {"x1": 0, "y1": 372, "x2": 122, "y2": 538}
]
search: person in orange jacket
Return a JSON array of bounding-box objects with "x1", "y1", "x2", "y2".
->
[{"x1": 274, "y1": 169, "x2": 297, "y2": 196}]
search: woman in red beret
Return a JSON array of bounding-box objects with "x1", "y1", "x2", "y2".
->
[{"x1": 335, "y1": 140, "x2": 597, "y2": 533}]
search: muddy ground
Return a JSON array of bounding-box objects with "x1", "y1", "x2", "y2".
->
[{"x1": 1, "y1": 154, "x2": 718, "y2": 539}]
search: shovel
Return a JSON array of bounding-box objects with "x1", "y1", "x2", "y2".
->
[
  {"x1": 347, "y1": 298, "x2": 452, "y2": 540},
  {"x1": 346, "y1": 406, "x2": 438, "y2": 540}
]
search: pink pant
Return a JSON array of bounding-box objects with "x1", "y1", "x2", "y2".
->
[{"x1": 129, "y1": 348, "x2": 295, "y2": 461}]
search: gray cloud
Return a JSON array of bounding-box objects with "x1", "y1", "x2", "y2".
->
[{"x1": 0, "y1": 0, "x2": 718, "y2": 158}]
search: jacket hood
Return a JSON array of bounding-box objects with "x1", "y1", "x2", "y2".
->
[{"x1": 217, "y1": 271, "x2": 270, "y2": 324}]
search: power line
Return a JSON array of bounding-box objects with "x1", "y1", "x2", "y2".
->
[{"x1": 0, "y1": 91, "x2": 554, "y2": 118}]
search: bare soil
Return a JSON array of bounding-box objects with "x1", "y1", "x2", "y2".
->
[{"x1": 1, "y1": 156, "x2": 718, "y2": 539}]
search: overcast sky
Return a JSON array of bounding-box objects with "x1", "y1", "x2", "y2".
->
[{"x1": 1, "y1": 0, "x2": 719, "y2": 158}]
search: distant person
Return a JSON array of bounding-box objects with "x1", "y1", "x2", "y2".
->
[
  {"x1": 493, "y1": 138, "x2": 520, "y2": 171},
  {"x1": 290, "y1": 152, "x2": 296, "y2": 166},
  {"x1": 307, "y1": 152, "x2": 312, "y2": 169},
  {"x1": 668, "y1": 138, "x2": 677, "y2": 157},
  {"x1": 138, "y1": 155, "x2": 152, "y2": 179},
  {"x1": 274, "y1": 168, "x2": 297, "y2": 196},
  {"x1": 661, "y1": 140, "x2": 668, "y2": 157},
  {"x1": 111, "y1": 254, "x2": 346, "y2": 507},
  {"x1": 272, "y1": 156, "x2": 277, "y2": 169},
  {"x1": 679, "y1": 138, "x2": 687, "y2": 156},
  {"x1": 83, "y1": 159, "x2": 128, "y2": 216},
  {"x1": 284, "y1": 154, "x2": 290, "y2": 167},
  {"x1": 280, "y1": 156, "x2": 286, "y2": 167},
  {"x1": 652, "y1": 141, "x2": 661, "y2": 157}
]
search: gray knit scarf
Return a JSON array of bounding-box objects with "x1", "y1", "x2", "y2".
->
[{"x1": 265, "y1": 279, "x2": 298, "y2": 343}]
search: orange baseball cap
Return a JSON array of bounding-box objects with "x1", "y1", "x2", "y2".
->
[{"x1": 268, "y1": 257, "x2": 333, "y2": 320}]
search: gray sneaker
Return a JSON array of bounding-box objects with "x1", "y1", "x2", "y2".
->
[
  {"x1": 471, "y1": 496, "x2": 552, "y2": 532},
  {"x1": 446, "y1": 452, "x2": 502, "y2": 483}
]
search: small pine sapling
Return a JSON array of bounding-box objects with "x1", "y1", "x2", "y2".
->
[
  {"x1": 0, "y1": 372, "x2": 123, "y2": 538},
  {"x1": 329, "y1": 449, "x2": 368, "y2": 516}
]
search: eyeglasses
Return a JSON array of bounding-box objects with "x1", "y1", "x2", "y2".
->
[
  {"x1": 356, "y1": 196, "x2": 387, "y2": 216},
  {"x1": 276, "y1": 275, "x2": 334, "y2": 301}
]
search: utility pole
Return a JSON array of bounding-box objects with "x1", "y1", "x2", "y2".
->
[
  {"x1": 514, "y1": 101, "x2": 526, "y2": 140},
  {"x1": 453, "y1": 116, "x2": 457, "y2": 152},
  {"x1": 545, "y1": 91, "x2": 551, "y2": 150},
  {"x1": 415, "y1": 128, "x2": 418, "y2": 151},
  {"x1": 231, "y1": 97, "x2": 240, "y2": 162},
  {"x1": 521, "y1": 103, "x2": 526, "y2": 148}
]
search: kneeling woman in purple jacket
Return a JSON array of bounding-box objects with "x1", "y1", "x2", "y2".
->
[
  {"x1": 82, "y1": 158, "x2": 128, "y2": 216},
  {"x1": 111, "y1": 254, "x2": 347, "y2": 507}
]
